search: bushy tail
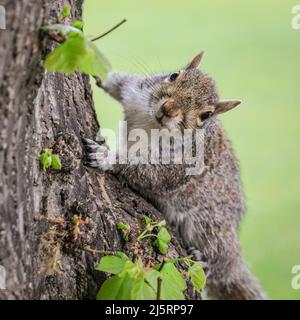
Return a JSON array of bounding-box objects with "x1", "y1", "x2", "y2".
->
[{"x1": 205, "y1": 258, "x2": 267, "y2": 300}]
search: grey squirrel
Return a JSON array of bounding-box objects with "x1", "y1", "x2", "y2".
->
[{"x1": 83, "y1": 52, "x2": 266, "y2": 299}]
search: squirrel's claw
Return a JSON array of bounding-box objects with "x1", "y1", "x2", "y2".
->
[{"x1": 82, "y1": 138, "x2": 113, "y2": 171}]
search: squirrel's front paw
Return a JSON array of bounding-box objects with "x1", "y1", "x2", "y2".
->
[{"x1": 82, "y1": 138, "x2": 113, "y2": 171}]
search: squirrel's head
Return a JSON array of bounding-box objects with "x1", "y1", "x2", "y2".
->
[{"x1": 138, "y1": 52, "x2": 241, "y2": 131}]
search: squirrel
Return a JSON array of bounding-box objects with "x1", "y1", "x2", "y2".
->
[{"x1": 83, "y1": 52, "x2": 266, "y2": 300}]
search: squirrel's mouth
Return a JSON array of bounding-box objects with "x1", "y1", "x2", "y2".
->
[
  {"x1": 155, "y1": 114, "x2": 164, "y2": 125},
  {"x1": 154, "y1": 112, "x2": 183, "y2": 130}
]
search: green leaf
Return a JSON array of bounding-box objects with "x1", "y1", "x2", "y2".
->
[
  {"x1": 96, "y1": 255, "x2": 128, "y2": 274},
  {"x1": 61, "y1": 3, "x2": 70, "y2": 18},
  {"x1": 153, "y1": 227, "x2": 171, "y2": 254},
  {"x1": 188, "y1": 262, "x2": 206, "y2": 292},
  {"x1": 39, "y1": 149, "x2": 52, "y2": 171},
  {"x1": 117, "y1": 222, "x2": 130, "y2": 231},
  {"x1": 154, "y1": 262, "x2": 187, "y2": 300},
  {"x1": 117, "y1": 222, "x2": 131, "y2": 241},
  {"x1": 77, "y1": 39, "x2": 111, "y2": 78},
  {"x1": 97, "y1": 256, "x2": 189, "y2": 300},
  {"x1": 161, "y1": 262, "x2": 186, "y2": 292},
  {"x1": 138, "y1": 281, "x2": 157, "y2": 300},
  {"x1": 44, "y1": 34, "x2": 85, "y2": 74},
  {"x1": 96, "y1": 259, "x2": 157, "y2": 300},
  {"x1": 143, "y1": 215, "x2": 153, "y2": 225},
  {"x1": 71, "y1": 20, "x2": 84, "y2": 30},
  {"x1": 97, "y1": 260, "x2": 141, "y2": 300},
  {"x1": 97, "y1": 273, "x2": 130, "y2": 300},
  {"x1": 51, "y1": 154, "x2": 62, "y2": 170},
  {"x1": 157, "y1": 227, "x2": 171, "y2": 243},
  {"x1": 120, "y1": 260, "x2": 142, "y2": 276},
  {"x1": 144, "y1": 269, "x2": 161, "y2": 292},
  {"x1": 116, "y1": 251, "x2": 130, "y2": 262},
  {"x1": 44, "y1": 33, "x2": 111, "y2": 78},
  {"x1": 130, "y1": 270, "x2": 157, "y2": 300},
  {"x1": 153, "y1": 238, "x2": 168, "y2": 254}
]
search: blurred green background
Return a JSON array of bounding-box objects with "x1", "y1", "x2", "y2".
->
[{"x1": 84, "y1": 0, "x2": 300, "y2": 299}]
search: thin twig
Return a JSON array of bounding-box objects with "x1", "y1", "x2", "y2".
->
[
  {"x1": 91, "y1": 19, "x2": 127, "y2": 42},
  {"x1": 138, "y1": 233, "x2": 157, "y2": 240},
  {"x1": 84, "y1": 245, "x2": 115, "y2": 255},
  {"x1": 156, "y1": 277, "x2": 162, "y2": 300},
  {"x1": 158, "y1": 259, "x2": 166, "y2": 272}
]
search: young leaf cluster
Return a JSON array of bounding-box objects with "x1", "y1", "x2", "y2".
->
[
  {"x1": 39, "y1": 149, "x2": 62, "y2": 171},
  {"x1": 42, "y1": 6, "x2": 111, "y2": 79},
  {"x1": 96, "y1": 216, "x2": 206, "y2": 300},
  {"x1": 117, "y1": 222, "x2": 131, "y2": 242},
  {"x1": 138, "y1": 216, "x2": 171, "y2": 255}
]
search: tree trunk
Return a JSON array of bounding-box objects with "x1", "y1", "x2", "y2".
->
[{"x1": 0, "y1": 0, "x2": 191, "y2": 300}]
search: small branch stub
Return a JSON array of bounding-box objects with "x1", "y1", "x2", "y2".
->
[{"x1": 156, "y1": 277, "x2": 162, "y2": 300}]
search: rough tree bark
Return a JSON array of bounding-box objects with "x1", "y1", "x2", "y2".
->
[{"x1": 0, "y1": 0, "x2": 192, "y2": 299}]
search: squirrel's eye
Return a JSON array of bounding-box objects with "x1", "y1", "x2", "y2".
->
[
  {"x1": 169, "y1": 72, "x2": 179, "y2": 82},
  {"x1": 200, "y1": 111, "x2": 213, "y2": 122}
]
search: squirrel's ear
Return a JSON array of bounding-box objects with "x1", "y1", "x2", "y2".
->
[
  {"x1": 214, "y1": 99, "x2": 241, "y2": 114},
  {"x1": 185, "y1": 51, "x2": 204, "y2": 70}
]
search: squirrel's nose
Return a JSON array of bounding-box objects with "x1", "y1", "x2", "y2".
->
[{"x1": 161, "y1": 99, "x2": 181, "y2": 118}]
